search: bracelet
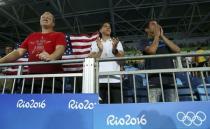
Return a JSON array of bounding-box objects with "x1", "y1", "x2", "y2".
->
[{"x1": 112, "y1": 49, "x2": 118, "y2": 55}]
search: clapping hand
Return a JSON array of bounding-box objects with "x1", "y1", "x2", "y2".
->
[{"x1": 96, "y1": 37, "x2": 103, "y2": 51}]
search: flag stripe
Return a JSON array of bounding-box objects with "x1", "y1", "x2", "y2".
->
[
  {"x1": 73, "y1": 51, "x2": 90, "y2": 55},
  {"x1": 71, "y1": 38, "x2": 97, "y2": 43},
  {"x1": 72, "y1": 45, "x2": 91, "y2": 49}
]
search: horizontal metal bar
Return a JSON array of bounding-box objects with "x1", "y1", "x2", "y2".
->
[
  {"x1": 0, "y1": 59, "x2": 84, "y2": 67},
  {"x1": 97, "y1": 52, "x2": 210, "y2": 62},
  {"x1": 99, "y1": 67, "x2": 210, "y2": 76},
  {"x1": 0, "y1": 73, "x2": 83, "y2": 79},
  {"x1": 1, "y1": 52, "x2": 209, "y2": 67},
  {"x1": 0, "y1": 53, "x2": 209, "y2": 67}
]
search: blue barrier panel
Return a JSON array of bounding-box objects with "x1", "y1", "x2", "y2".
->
[
  {"x1": 0, "y1": 94, "x2": 98, "y2": 129},
  {"x1": 94, "y1": 102, "x2": 210, "y2": 129}
]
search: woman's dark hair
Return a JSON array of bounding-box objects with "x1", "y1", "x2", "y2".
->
[{"x1": 99, "y1": 31, "x2": 102, "y2": 38}]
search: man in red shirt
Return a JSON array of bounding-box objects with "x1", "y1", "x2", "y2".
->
[
  {"x1": 0, "y1": 12, "x2": 67, "y2": 93},
  {"x1": 0, "y1": 12, "x2": 66, "y2": 73}
]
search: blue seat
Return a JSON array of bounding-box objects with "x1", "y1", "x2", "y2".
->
[
  {"x1": 178, "y1": 87, "x2": 195, "y2": 101},
  {"x1": 197, "y1": 85, "x2": 210, "y2": 101},
  {"x1": 175, "y1": 72, "x2": 190, "y2": 87},
  {"x1": 205, "y1": 76, "x2": 210, "y2": 83},
  {"x1": 123, "y1": 75, "x2": 144, "y2": 89},
  {"x1": 123, "y1": 71, "x2": 147, "y2": 103},
  {"x1": 190, "y1": 77, "x2": 203, "y2": 88},
  {"x1": 176, "y1": 73, "x2": 204, "y2": 88}
]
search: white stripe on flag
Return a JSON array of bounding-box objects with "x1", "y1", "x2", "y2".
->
[
  {"x1": 62, "y1": 54, "x2": 89, "y2": 59},
  {"x1": 71, "y1": 42, "x2": 92, "y2": 46},
  {"x1": 72, "y1": 48, "x2": 91, "y2": 53},
  {"x1": 70, "y1": 34, "x2": 98, "y2": 40}
]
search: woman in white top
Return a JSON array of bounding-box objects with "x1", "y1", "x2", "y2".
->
[{"x1": 89, "y1": 22, "x2": 124, "y2": 103}]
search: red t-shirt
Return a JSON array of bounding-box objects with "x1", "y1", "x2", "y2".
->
[{"x1": 20, "y1": 32, "x2": 67, "y2": 74}]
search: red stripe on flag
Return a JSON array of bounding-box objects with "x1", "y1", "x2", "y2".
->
[
  {"x1": 62, "y1": 64, "x2": 83, "y2": 68},
  {"x1": 73, "y1": 51, "x2": 90, "y2": 55},
  {"x1": 72, "y1": 45, "x2": 91, "y2": 49}
]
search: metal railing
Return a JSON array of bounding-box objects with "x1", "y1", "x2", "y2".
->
[
  {"x1": 0, "y1": 53, "x2": 210, "y2": 104},
  {"x1": 0, "y1": 59, "x2": 85, "y2": 94},
  {"x1": 95, "y1": 52, "x2": 210, "y2": 104}
]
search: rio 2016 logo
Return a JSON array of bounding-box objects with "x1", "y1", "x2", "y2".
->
[
  {"x1": 106, "y1": 114, "x2": 147, "y2": 126},
  {"x1": 16, "y1": 99, "x2": 46, "y2": 109},
  {"x1": 68, "y1": 100, "x2": 97, "y2": 110},
  {"x1": 176, "y1": 111, "x2": 207, "y2": 127}
]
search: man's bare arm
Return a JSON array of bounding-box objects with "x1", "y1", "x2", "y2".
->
[
  {"x1": 160, "y1": 26, "x2": 180, "y2": 53},
  {"x1": 49, "y1": 45, "x2": 65, "y2": 60},
  {"x1": 0, "y1": 48, "x2": 27, "y2": 63},
  {"x1": 144, "y1": 36, "x2": 160, "y2": 55},
  {"x1": 161, "y1": 35, "x2": 180, "y2": 53}
]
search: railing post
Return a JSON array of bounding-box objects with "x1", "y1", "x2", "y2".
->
[
  {"x1": 17, "y1": 65, "x2": 23, "y2": 75},
  {"x1": 82, "y1": 58, "x2": 95, "y2": 93},
  {"x1": 176, "y1": 56, "x2": 183, "y2": 68}
]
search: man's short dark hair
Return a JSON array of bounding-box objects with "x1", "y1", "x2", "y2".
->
[
  {"x1": 5, "y1": 44, "x2": 15, "y2": 49},
  {"x1": 144, "y1": 19, "x2": 157, "y2": 29}
]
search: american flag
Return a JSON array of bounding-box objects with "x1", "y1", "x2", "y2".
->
[
  {"x1": 62, "y1": 32, "x2": 98, "y2": 72},
  {"x1": 2, "y1": 32, "x2": 98, "y2": 75}
]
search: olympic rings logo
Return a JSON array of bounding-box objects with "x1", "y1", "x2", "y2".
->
[{"x1": 176, "y1": 111, "x2": 207, "y2": 127}]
